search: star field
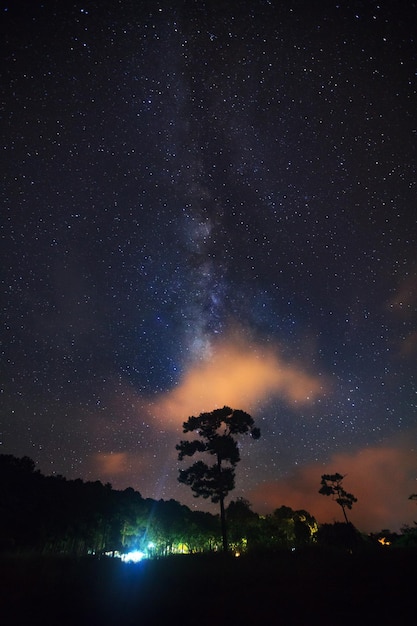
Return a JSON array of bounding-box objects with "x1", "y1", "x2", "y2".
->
[{"x1": 1, "y1": 0, "x2": 417, "y2": 531}]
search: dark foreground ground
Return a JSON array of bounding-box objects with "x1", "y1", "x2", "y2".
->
[{"x1": 0, "y1": 548, "x2": 415, "y2": 625}]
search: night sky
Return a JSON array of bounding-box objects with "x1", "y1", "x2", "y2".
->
[{"x1": 2, "y1": 0, "x2": 417, "y2": 532}]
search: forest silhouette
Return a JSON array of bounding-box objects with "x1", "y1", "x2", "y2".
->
[{"x1": 1, "y1": 452, "x2": 416, "y2": 625}]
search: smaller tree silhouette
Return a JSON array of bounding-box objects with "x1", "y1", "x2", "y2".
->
[
  {"x1": 319, "y1": 473, "x2": 357, "y2": 524},
  {"x1": 409, "y1": 494, "x2": 417, "y2": 524}
]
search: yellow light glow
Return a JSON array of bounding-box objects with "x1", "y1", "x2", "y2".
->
[{"x1": 378, "y1": 537, "x2": 391, "y2": 546}]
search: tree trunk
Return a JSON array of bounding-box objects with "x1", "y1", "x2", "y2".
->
[
  {"x1": 219, "y1": 494, "x2": 228, "y2": 552},
  {"x1": 217, "y1": 454, "x2": 228, "y2": 552}
]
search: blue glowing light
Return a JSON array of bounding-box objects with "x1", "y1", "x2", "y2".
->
[{"x1": 121, "y1": 550, "x2": 145, "y2": 563}]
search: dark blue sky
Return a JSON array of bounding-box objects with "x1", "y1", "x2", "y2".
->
[{"x1": 2, "y1": 0, "x2": 417, "y2": 531}]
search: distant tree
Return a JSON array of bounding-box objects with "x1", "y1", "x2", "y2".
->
[
  {"x1": 316, "y1": 522, "x2": 362, "y2": 551},
  {"x1": 398, "y1": 523, "x2": 417, "y2": 547},
  {"x1": 227, "y1": 498, "x2": 259, "y2": 553},
  {"x1": 294, "y1": 509, "x2": 319, "y2": 546},
  {"x1": 263, "y1": 506, "x2": 318, "y2": 550},
  {"x1": 176, "y1": 406, "x2": 260, "y2": 552},
  {"x1": 268, "y1": 506, "x2": 296, "y2": 548},
  {"x1": 369, "y1": 528, "x2": 401, "y2": 547},
  {"x1": 0, "y1": 454, "x2": 42, "y2": 551},
  {"x1": 409, "y1": 494, "x2": 417, "y2": 529},
  {"x1": 185, "y1": 510, "x2": 220, "y2": 553},
  {"x1": 150, "y1": 499, "x2": 191, "y2": 556},
  {"x1": 319, "y1": 473, "x2": 357, "y2": 524}
]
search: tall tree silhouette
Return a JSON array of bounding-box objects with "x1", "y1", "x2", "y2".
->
[
  {"x1": 176, "y1": 406, "x2": 260, "y2": 552},
  {"x1": 319, "y1": 473, "x2": 357, "y2": 524}
]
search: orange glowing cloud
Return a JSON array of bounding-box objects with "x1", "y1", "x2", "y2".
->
[
  {"x1": 93, "y1": 452, "x2": 130, "y2": 476},
  {"x1": 90, "y1": 442, "x2": 180, "y2": 496},
  {"x1": 151, "y1": 336, "x2": 326, "y2": 425},
  {"x1": 249, "y1": 437, "x2": 417, "y2": 532}
]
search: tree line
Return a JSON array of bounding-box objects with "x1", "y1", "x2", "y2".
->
[
  {"x1": 2, "y1": 408, "x2": 416, "y2": 557},
  {"x1": 0, "y1": 453, "x2": 321, "y2": 557},
  {"x1": 2, "y1": 452, "x2": 416, "y2": 557}
]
